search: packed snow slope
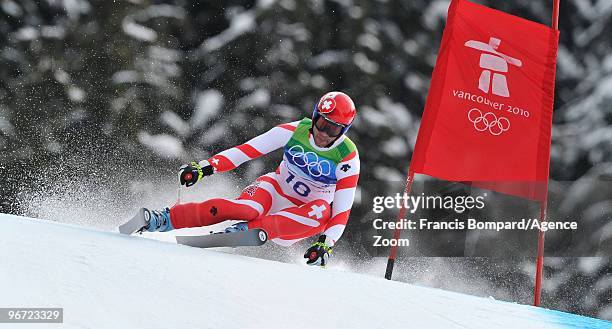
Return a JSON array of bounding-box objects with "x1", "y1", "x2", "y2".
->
[{"x1": 0, "y1": 214, "x2": 610, "y2": 329}]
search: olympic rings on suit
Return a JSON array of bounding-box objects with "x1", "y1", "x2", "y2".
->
[{"x1": 287, "y1": 145, "x2": 332, "y2": 177}]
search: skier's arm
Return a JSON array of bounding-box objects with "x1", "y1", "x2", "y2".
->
[
  {"x1": 207, "y1": 121, "x2": 300, "y2": 173},
  {"x1": 322, "y1": 149, "x2": 360, "y2": 246}
]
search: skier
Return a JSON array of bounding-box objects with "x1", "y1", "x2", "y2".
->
[{"x1": 134, "y1": 91, "x2": 359, "y2": 267}]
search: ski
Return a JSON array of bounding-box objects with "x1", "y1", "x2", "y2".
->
[
  {"x1": 176, "y1": 229, "x2": 268, "y2": 248},
  {"x1": 118, "y1": 208, "x2": 149, "y2": 235}
]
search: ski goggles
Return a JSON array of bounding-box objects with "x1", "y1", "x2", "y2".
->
[{"x1": 314, "y1": 115, "x2": 346, "y2": 137}]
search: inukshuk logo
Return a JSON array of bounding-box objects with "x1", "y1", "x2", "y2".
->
[
  {"x1": 465, "y1": 37, "x2": 522, "y2": 97},
  {"x1": 453, "y1": 37, "x2": 524, "y2": 136}
]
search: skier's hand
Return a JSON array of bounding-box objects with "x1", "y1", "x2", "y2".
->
[
  {"x1": 304, "y1": 235, "x2": 333, "y2": 267},
  {"x1": 179, "y1": 160, "x2": 214, "y2": 187}
]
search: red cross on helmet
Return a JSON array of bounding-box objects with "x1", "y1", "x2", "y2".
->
[{"x1": 312, "y1": 91, "x2": 357, "y2": 135}]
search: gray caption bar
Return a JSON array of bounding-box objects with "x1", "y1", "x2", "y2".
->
[{"x1": 0, "y1": 308, "x2": 63, "y2": 323}]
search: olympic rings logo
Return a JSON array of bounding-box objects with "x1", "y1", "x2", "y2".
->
[
  {"x1": 287, "y1": 145, "x2": 332, "y2": 177},
  {"x1": 468, "y1": 108, "x2": 510, "y2": 136}
]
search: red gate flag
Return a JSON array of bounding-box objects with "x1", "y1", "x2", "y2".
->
[{"x1": 411, "y1": 0, "x2": 560, "y2": 201}]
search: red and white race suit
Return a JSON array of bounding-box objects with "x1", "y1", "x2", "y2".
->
[{"x1": 170, "y1": 119, "x2": 360, "y2": 246}]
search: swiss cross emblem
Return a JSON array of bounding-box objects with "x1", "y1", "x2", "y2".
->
[
  {"x1": 308, "y1": 204, "x2": 326, "y2": 219},
  {"x1": 319, "y1": 98, "x2": 336, "y2": 114}
]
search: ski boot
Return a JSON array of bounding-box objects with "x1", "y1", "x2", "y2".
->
[
  {"x1": 144, "y1": 208, "x2": 174, "y2": 232},
  {"x1": 118, "y1": 207, "x2": 174, "y2": 235},
  {"x1": 224, "y1": 221, "x2": 248, "y2": 233}
]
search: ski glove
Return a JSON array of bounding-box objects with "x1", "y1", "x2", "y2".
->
[
  {"x1": 179, "y1": 160, "x2": 214, "y2": 187},
  {"x1": 304, "y1": 235, "x2": 333, "y2": 267}
]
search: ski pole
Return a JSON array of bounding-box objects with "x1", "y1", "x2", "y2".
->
[
  {"x1": 176, "y1": 170, "x2": 197, "y2": 205},
  {"x1": 176, "y1": 171, "x2": 192, "y2": 206}
]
